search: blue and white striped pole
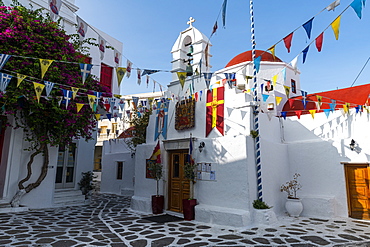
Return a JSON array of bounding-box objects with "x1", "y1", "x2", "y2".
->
[{"x1": 250, "y1": 0, "x2": 263, "y2": 201}]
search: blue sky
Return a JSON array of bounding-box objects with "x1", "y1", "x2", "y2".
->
[{"x1": 75, "y1": 0, "x2": 370, "y2": 95}]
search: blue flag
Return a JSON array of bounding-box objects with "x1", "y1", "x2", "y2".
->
[
  {"x1": 80, "y1": 63, "x2": 93, "y2": 84},
  {"x1": 302, "y1": 45, "x2": 310, "y2": 64},
  {"x1": 222, "y1": 0, "x2": 227, "y2": 28},
  {"x1": 0, "y1": 54, "x2": 11, "y2": 70},
  {"x1": 351, "y1": 0, "x2": 363, "y2": 19},
  {"x1": 302, "y1": 18, "x2": 314, "y2": 39},
  {"x1": 254, "y1": 56, "x2": 262, "y2": 73}
]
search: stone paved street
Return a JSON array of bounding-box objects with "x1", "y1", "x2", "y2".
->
[{"x1": 0, "y1": 193, "x2": 370, "y2": 246}]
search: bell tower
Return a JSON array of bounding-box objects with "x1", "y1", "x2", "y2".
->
[{"x1": 171, "y1": 17, "x2": 212, "y2": 81}]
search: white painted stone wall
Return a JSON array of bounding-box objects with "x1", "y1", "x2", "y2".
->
[{"x1": 100, "y1": 139, "x2": 135, "y2": 195}]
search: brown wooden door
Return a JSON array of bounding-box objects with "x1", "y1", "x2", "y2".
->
[
  {"x1": 345, "y1": 164, "x2": 370, "y2": 220},
  {"x1": 168, "y1": 151, "x2": 190, "y2": 212}
]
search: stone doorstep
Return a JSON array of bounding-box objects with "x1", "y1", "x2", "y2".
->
[{"x1": 0, "y1": 205, "x2": 28, "y2": 213}]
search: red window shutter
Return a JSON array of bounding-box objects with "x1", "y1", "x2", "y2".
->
[{"x1": 100, "y1": 63, "x2": 113, "y2": 93}]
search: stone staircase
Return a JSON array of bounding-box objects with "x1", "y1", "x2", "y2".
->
[{"x1": 53, "y1": 189, "x2": 86, "y2": 207}]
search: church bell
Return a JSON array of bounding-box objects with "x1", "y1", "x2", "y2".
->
[
  {"x1": 187, "y1": 45, "x2": 194, "y2": 56},
  {"x1": 186, "y1": 61, "x2": 193, "y2": 76}
]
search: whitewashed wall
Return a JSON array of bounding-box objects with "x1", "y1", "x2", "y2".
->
[{"x1": 100, "y1": 139, "x2": 135, "y2": 195}]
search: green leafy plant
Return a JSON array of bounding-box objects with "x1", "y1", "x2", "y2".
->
[
  {"x1": 148, "y1": 161, "x2": 163, "y2": 196},
  {"x1": 253, "y1": 199, "x2": 271, "y2": 209},
  {"x1": 250, "y1": 130, "x2": 259, "y2": 138},
  {"x1": 280, "y1": 173, "x2": 302, "y2": 199},
  {"x1": 78, "y1": 171, "x2": 95, "y2": 199},
  {"x1": 183, "y1": 160, "x2": 197, "y2": 200},
  {"x1": 0, "y1": 1, "x2": 106, "y2": 206}
]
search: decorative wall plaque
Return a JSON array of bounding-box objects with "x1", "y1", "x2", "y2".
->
[{"x1": 175, "y1": 98, "x2": 195, "y2": 130}]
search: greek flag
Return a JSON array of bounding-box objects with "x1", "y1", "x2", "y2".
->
[
  {"x1": 0, "y1": 73, "x2": 12, "y2": 93},
  {"x1": 0, "y1": 54, "x2": 11, "y2": 70},
  {"x1": 79, "y1": 63, "x2": 93, "y2": 84}
]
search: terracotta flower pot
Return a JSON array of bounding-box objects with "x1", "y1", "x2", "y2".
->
[
  {"x1": 151, "y1": 195, "x2": 164, "y2": 214},
  {"x1": 182, "y1": 198, "x2": 197, "y2": 220}
]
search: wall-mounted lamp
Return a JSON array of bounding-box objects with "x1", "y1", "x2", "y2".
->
[
  {"x1": 199, "y1": 141, "x2": 205, "y2": 153},
  {"x1": 131, "y1": 151, "x2": 136, "y2": 158},
  {"x1": 349, "y1": 139, "x2": 356, "y2": 151}
]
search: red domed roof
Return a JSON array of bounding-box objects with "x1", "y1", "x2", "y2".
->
[{"x1": 225, "y1": 50, "x2": 282, "y2": 68}]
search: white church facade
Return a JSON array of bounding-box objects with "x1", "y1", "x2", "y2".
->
[{"x1": 125, "y1": 21, "x2": 370, "y2": 227}]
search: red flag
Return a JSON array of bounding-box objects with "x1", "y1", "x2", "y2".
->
[
  {"x1": 315, "y1": 32, "x2": 324, "y2": 52},
  {"x1": 295, "y1": 111, "x2": 302, "y2": 119},
  {"x1": 283, "y1": 32, "x2": 294, "y2": 53},
  {"x1": 206, "y1": 87, "x2": 225, "y2": 137}
]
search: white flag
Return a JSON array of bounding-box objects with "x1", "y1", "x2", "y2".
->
[
  {"x1": 76, "y1": 16, "x2": 88, "y2": 41},
  {"x1": 98, "y1": 36, "x2": 106, "y2": 60},
  {"x1": 126, "y1": 60, "x2": 132, "y2": 78},
  {"x1": 326, "y1": 0, "x2": 340, "y2": 11},
  {"x1": 114, "y1": 49, "x2": 121, "y2": 66},
  {"x1": 48, "y1": 0, "x2": 62, "y2": 20},
  {"x1": 137, "y1": 69, "x2": 142, "y2": 85}
]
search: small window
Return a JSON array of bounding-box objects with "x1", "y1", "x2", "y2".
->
[
  {"x1": 117, "y1": 161, "x2": 123, "y2": 180},
  {"x1": 100, "y1": 63, "x2": 113, "y2": 93},
  {"x1": 291, "y1": 79, "x2": 297, "y2": 94}
]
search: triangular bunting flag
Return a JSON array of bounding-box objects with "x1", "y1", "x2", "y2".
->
[
  {"x1": 302, "y1": 18, "x2": 314, "y2": 39},
  {"x1": 88, "y1": 95, "x2": 96, "y2": 110},
  {"x1": 290, "y1": 56, "x2": 299, "y2": 72},
  {"x1": 118, "y1": 99, "x2": 125, "y2": 111},
  {"x1": 203, "y1": 72, "x2": 213, "y2": 89},
  {"x1": 76, "y1": 103, "x2": 84, "y2": 113},
  {"x1": 142, "y1": 69, "x2": 160, "y2": 76},
  {"x1": 177, "y1": 72, "x2": 187, "y2": 89},
  {"x1": 254, "y1": 56, "x2": 262, "y2": 73},
  {"x1": 283, "y1": 32, "x2": 294, "y2": 53},
  {"x1": 268, "y1": 45, "x2": 276, "y2": 58},
  {"x1": 116, "y1": 67, "x2": 126, "y2": 87},
  {"x1": 44, "y1": 81, "x2": 54, "y2": 97},
  {"x1": 241, "y1": 110, "x2": 247, "y2": 119},
  {"x1": 288, "y1": 98, "x2": 295, "y2": 107},
  {"x1": 316, "y1": 95, "x2": 322, "y2": 106},
  {"x1": 39, "y1": 59, "x2": 54, "y2": 79},
  {"x1": 351, "y1": 0, "x2": 363, "y2": 19},
  {"x1": 80, "y1": 63, "x2": 93, "y2": 84},
  {"x1": 71, "y1": 87, "x2": 79, "y2": 100},
  {"x1": 309, "y1": 109, "x2": 316, "y2": 119},
  {"x1": 331, "y1": 15, "x2": 341, "y2": 40},
  {"x1": 281, "y1": 111, "x2": 287, "y2": 119},
  {"x1": 324, "y1": 109, "x2": 331, "y2": 118},
  {"x1": 295, "y1": 111, "x2": 302, "y2": 119},
  {"x1": 276, "y1": 96, "x2": 283, "y2": 106},
  {"x1": 315, "y1": 32, "x2": 324, "y2": 52},
  {"x1": 33, "y1": 82, "x2": 45, "y2": 103},
  {"x1": 284, "y1": 86, "x2": 291, "y2": 98},
  {"x1": 272, "y1": 74, "x2": 278, "y2": 87},
  {"x1": 262, "y1": 94, "x2": 270, "y2": 102},
  {"x1": 109, "y1": 97, "x2": 116, "y2": 112},
  {"x1": 17, "y1": 73, "x2": 27, "y2": 87},
  {"x1": 302, "y1": 45, "x2": 310, "y2": 64},
  {"x1": 95, "y1": 114, "x2": 101, "y2": 120}
]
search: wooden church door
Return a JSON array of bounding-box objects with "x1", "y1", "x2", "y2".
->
[
  {"x1": 344, "y1": 164, "x2": 370, "y2": 220},
  {"x1": 168, "y1": 150, "x2": 190, "y2": 212}
]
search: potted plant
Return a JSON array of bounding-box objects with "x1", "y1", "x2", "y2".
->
[
  {"x1": 252, "y1": 199, "x2": 277, "y2": 225},
  {"x1": 148, "y1": 160, "x2": 164, "y2": 214},
  {"x1": 280, "y1": 173, "x2": 303, "y2": 217},
  {"x1": 182, "y1": 161, "x2": 197, "y2": 220},
  {"x1": 78, "y1": 171, "x2": 95, "y2": 200}
]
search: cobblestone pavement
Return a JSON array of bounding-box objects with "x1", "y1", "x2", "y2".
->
[{"x1": 1, "y1": 193, "x2": 370, "y2": 246}]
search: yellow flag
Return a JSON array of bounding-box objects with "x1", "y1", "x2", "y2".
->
[
  {"x1": 33, "y1": 82, "x2": 45, "y2": 103},
  {"x1": 17, "y1": 73, "x2": 27, "y2": 87},
  {"x1": 215, "y1": 81, "x2": 221, "y2": 84},
  {"x1": 316, "y1": 95, "x2": 322, "y2": 106},
  {"x1": 39, "y1": 59, "x2": 54, "y2": 79},
  {"x1": 284, "y1": 86, "x2": 291, "y2": 98},
  {"x1": 116, "y1": 67, "x2": 126, "y2": 87},
  {"x1": 272, "y1": 74, "x2": 278, "y2": 87},
  {"x1": 113, "y1": 94, "x2": 121, "y2": 98},
  {"x1": 331, "y1": 15, "x2": 341, "y2": 40},
  {"x1": 268, "y1": 45, "x2": 276, "y2": 59},
  {"x1": 343, "y1": 103, "x2": 349, "y2": 113},
  {"x1": 276, "y1": 96, "x2": 283, "y2": 106},
  {"x1": 95, "y1": 114, "x2": 101, "y2": 120},
  {"x1": 88, "y1": 95, "x2": 96, "y2": 110},
  {"x1": 177, "y1": 72, "x2": 187, "y2": 89},
  {"x1": 76, "y1": 103, "x2": 84, "y2": 113},
  {"x1": 365, "y1": 106, "x2": 370, "y2": 113},
  {"x1": 71, "y1": 87, "x2": 79, "y2": 100},
  {"x1": 309, "y1": 110, "x2": 316, "y2": 119},
  {"x1": 245, "y1": 75, "x2": 253, "y2": 84}
]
